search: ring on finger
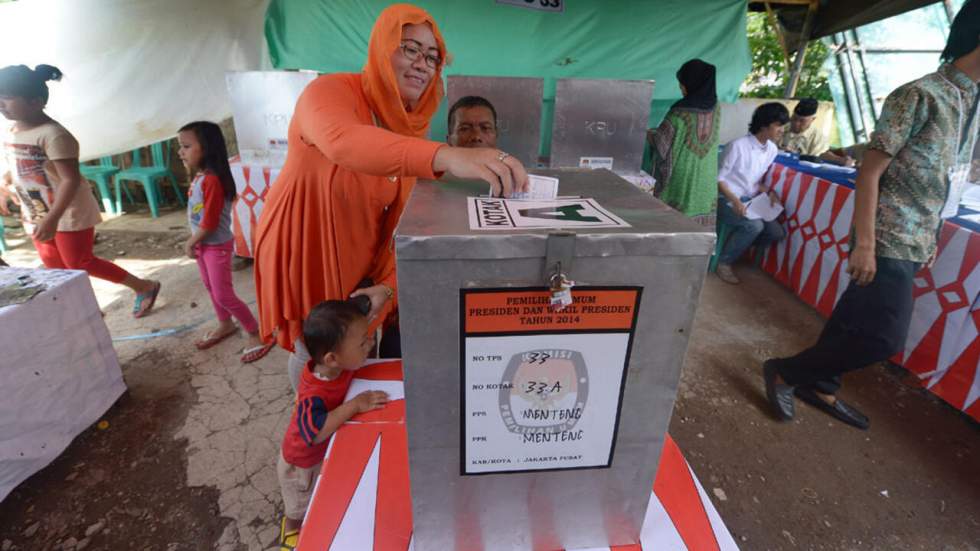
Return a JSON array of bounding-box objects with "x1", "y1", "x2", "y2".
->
[{"x1": 496, "y1": 151, "x2": 509, "y2": 162}]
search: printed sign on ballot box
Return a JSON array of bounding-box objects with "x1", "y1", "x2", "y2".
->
[
  {"x1": 460, "y1": 286, "x2": 642, "y2": 475},
  {"x1": 468, "y1": 197, "x2": 630, "y2": 230}
]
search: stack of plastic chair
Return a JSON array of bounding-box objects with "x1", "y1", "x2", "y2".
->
[
  {"x1": 80, "y1": 156, "x2": 123, "y2": 215},
  {"x1": 113, "y1": 141, "x2": 184, "y2": 218}
]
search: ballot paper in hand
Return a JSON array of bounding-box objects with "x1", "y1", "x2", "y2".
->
[
  {"x1": 744, "y1": 193, "x2": 784, "y2": 221},
  {"x1": 501, "y1": 174, "x2": 559, "y2": 200}
]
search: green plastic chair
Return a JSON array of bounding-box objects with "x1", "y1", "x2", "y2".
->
[
  {"x1": 708, "y1": 222, "x2": 732, "y2": 273},
  {"x1": 113, "y1": 141, "x2": 184, "y2": 218},
  {"x1": 80, "y1": 156, "x2": 126, "y2": 214},
  {"x1": 0, "y1": 217, "x2": 7, "y2": 254}
]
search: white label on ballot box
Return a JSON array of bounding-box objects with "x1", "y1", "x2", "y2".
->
[
  {"x1": 579, "y1": 156, "x2": 614, "y2": 170},
  {"x1": 468, "y1": 197, "x2": 630, "y2": 230},
  {"x1": 461, "y1": 287, "x2": 641, "y2": 474}
]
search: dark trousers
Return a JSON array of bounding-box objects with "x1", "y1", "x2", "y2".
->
[
  {"x1": 771, "y1": 256, "x2": 920, "y2": 394},
  {"x1": 379, "y1": 323, "x2": 401, "y2": 359},
  {"x1": 717, "y1": 196, "x2": 786, "y2": 264}
]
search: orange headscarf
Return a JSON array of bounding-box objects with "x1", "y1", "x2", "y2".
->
[{"x1": 361, "y1": 3, "x2": 447, "y2": 138}]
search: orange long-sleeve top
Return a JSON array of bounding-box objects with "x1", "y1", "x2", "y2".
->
[{"x1": 253, "y1": 73, "x2": 445, "y2": 351}]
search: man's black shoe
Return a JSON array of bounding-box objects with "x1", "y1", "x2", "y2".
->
[
  {"x1": 763, "y1": 360, "x2": 795, "y2": 421},
  {"x1": 794, "y1": 387, "x2": 870, "y2": 430}
]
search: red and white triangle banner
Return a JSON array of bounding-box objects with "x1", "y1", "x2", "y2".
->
[
  {"x1": 297, "y1": 361, "x2": 740, "y2": 551},
  {"x1": 759, "y1": 163, "x2": 980, "y2": 421},
  {"x1": 229, "y1": 159, "x2": 280, "y2": 258}
]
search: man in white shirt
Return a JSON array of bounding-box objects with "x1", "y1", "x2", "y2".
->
[{"x1": 716, "y1": 102, "x2": 790, "y2": 284}]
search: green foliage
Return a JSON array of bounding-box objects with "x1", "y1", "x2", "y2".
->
[{"x1": 742, "y1": 12, "x2": 833, "y2": 100}]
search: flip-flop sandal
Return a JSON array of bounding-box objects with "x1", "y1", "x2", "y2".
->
[
  {"x1": 132, "y1": 281, "x2": 161, "y2": 319},
  {"x1": 195, "y1": 328, "x2": 239, "y2": 350},
  {"x1": 240, "y1": 341, "x2": 275, "y2": 364},
  {"x1": 279, "y1": 517, "x2": 299, "y2": 551}
]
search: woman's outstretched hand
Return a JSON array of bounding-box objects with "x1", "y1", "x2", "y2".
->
[
  {"x1": 350, "y1": 284, "x2": 392, "y2": 321},
  {"x1": 433, "y1": 146, "x2": 529, "y2": 197}
]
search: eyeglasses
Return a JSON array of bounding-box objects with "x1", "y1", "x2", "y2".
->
[{"x1": 399, "y1": 40, "x2": 441, "y2": 69}]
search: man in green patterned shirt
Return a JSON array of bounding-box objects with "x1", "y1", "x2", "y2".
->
[{"x1": 763, "y1": 1, "x2": 980, "y2": 430}]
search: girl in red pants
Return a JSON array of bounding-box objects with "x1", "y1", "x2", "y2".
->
[
  {"x1": 178, "y1": 121, "x2": 273, "y2": 363},
  {"x1": 0, "y1": 64, "x2": 160, "y2": 317}
]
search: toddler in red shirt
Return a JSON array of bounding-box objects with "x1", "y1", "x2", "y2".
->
[{"x1": 277, "y1": 298, "x2": 389, "y2": 549}]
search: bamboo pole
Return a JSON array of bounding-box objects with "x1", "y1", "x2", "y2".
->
[
  {"x1": 783, "y1": 0, "x2": 818, "y2": 98},
  {"x1": 765, "y1": 1, "x2": 792, "y2": 73}
]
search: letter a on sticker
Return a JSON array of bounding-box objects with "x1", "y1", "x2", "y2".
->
[{"x1": 517, "y1": 204, "x2": 601, "y2": 223}]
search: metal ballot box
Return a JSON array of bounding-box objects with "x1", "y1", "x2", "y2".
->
[
  {"x1": 447, "y1": 76, "x2": 544, "y2": 167},
  {"x1": 395, "y1": 169, "x2": 713, "y2": 550},
  {"x1": 225, "y1": 70, "x2": 317, "y2": 166},
  {"x1": 550, "y1": 79, "x2": 654, "y2": 172}
]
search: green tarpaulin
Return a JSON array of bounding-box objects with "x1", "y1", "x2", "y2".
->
[{"x1": 265, "y1": 0, "x2": 751, "y2": 158}]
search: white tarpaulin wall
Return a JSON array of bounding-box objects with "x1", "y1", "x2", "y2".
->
[{"x1": 0, "y1": 0, "x2": 270, "y2": 161}]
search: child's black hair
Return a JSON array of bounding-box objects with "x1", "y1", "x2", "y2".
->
[
  {"x1": 178, "y1": 121, "x2": 237, "y2": 201},
  {"x1": 749, "y1": 102, "x2": 790, "y2": 134},
  {"x1": 0, "y1": 64, "x2": 63, "y2": 103},
  {"x1": 302, "y1": 298, "x2": 371, "y2": 367},
  {"x1": 942, "y1": 0, "x2": 980, "y2": 63}
]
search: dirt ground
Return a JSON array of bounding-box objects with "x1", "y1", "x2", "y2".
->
[
  {"x1": 0, "y1": 348, "x2": 228, "y2": 551},
  {"x1": 0, "y1": 208, "x2": 978, "y2": 551},
  {"x1": 672, "y1": 267, "x2": 980, "y2": 551}
]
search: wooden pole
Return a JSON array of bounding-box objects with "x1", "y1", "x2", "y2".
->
[
  {"x1": 943, "y1": 0, "x2": 955, "y2": 22},
  {"x1": 783, "y1": 0, "x2": 818, "y2": 98},
  {"x1": 765, "y1": 1, "x2": 792, "y2": 72}
]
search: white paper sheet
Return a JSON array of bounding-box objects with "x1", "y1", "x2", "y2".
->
[
  {"x1": 744, "y1": 193, "x2": 784, "y2": 222},
  {"x1": 507, "y1": 174, "x2": 560, "y2": 201}
]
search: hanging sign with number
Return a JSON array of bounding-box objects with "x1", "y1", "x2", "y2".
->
[{"x1": 496, "y1": 0, "x2": 564, "y2": 13}]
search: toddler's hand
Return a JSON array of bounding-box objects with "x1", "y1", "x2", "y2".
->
[
  {"x1": 184, "y1": 241, "x2": 196, "y2": 259},
  {"x1": 353, "y1": 390, "x2": 389, "y2": 413}
]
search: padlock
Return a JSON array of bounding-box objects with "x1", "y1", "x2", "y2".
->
[{"x1": 549, "y1": 272, "x2": 575, "y2": 311}]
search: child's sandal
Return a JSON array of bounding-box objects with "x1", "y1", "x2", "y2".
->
[
  {"x1": 279, "y1": 517, "x2": 299, "y2": 551},
  {"x1": 241, "y1": 342, "x2": 275, "y2": 364},
  {"x1": 195, "y1": 327, "x2": 238, "y2": 350}
]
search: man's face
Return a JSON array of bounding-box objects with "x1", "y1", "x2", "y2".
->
[
  {"x1": 790, "y1": 114, "x2": 815, "y2": 134},
  {"x1": 768, "y1": 122, "x2": 788, "y2": 143},
  {"x1": 448, "y1": 105, "x2": 497, "y2": 148}
]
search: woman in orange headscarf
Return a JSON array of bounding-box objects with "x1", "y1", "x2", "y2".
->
[{"x1": 254, "y1": 4, "x2": 528, "y2": 389}]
